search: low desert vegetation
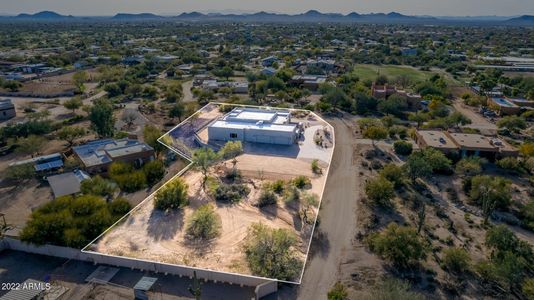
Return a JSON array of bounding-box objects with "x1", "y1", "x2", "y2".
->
[
  {"x1": 186, "y1": 204, "x2": 221, "y2": 240},
  {"x1": 154, "y1": 177, "x2": 189, "y2": 211},
  {"x1": 21, "y1": 195, "x2": 131, "y2": 248},
  {"x1": 243, "y1": 223, "x2": 303, "y2": 281}
]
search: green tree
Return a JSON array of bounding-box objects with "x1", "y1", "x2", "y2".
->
[
  {"x1": 16, "y1": 135, "x2": 46, "y2": 158},
  {"x1": 169, "y1": 102, "x2": 185, "y2": 123},
  {"x1": 72, "y1": 71, "x2": 88, "y2": 93},
  {"x1": 404, "y1": 152, "x2": 433, "y2": 182},
  {"x1": 192, "y1": 147, "x2": 219, "y2": 189},
  {"x1": 408, "y1": 111, "x2": 429, "y2": 128},
  {"x1": 57, "y1": 126, "x2": 85, "y2": 146},
  {"x1": 186, "y1": 204, "x2": 221, "y2": 240},
  {"x1": 469, "y1": 175, "x2": 512, "y2": 223},
  {"x1": 3, "y1": 164, "x2": 35, "y2": 181},
  {"x1": 108, "y1": 162, "x2": 146, "y2": 193},
  {"x1": 154, "y1": 177, "x2": 189, "y2": 211},
  {"x1": 368, "y1": 223, "x2": 428, "y2": 268},
  {"x1": 447, "y1": 111, "x2": 471, "y2": 128},
  {"x1": 497, "y1": 116, "x2": 527, "y2": 133},
  {"x1": 143, "y1": 160, "x2": 165, "y2": 186},
  {"x1": 89, "y1": 99, "x2": 115, "y2": 138},
  {"x1": 365, "y1": 177, "x2": 395, "y2": 207},
  {"x1": 379, "y1": 164, "x2": 405, "y2": 188},
  {"x1": 393, "y1": 140, "x2": 413, "y2": 156},
  {"x1": 243, "y1": 223, "x2": 303, "y2": 281},
  {"x1": 363, "y1": 126, "x2": 388, "y2": 147},
  {"x1": 80, "y1": 175, "x2": 117, "y2": 198},
  {"x1": 63, "y1": 97, "x2": 83, "y2": 114},
  {"x1": 455, "y1": 157, "x2": 483, "y2": 178},
  {"x1": 143, "y1": 125, "x2": 165, "y2": 156}
]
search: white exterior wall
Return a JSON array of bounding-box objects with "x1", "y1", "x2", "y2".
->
[{"x1": 208, "y1": 126, "x2": 295, "y2": 145}]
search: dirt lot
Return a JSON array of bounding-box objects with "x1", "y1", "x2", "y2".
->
[{"x1": 94, "y1": 152, "x2": 328, "y2": 280}]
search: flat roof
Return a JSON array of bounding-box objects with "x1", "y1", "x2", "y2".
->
[
  {"x1": 210, "y1": 120, "x2": 297, "y2": 132},
  {"x1": 73, "y1": 139, "x2": 153, "y2": 168},
  {"x1": 47, "y1": 170, "x2": 90, "y2": 198},
  {"x1": 417, "y1": 130, "x2": 458, "y2": 149},
  {"x1": 448, "y1": 133, "x2": 496, "y2": 151}
]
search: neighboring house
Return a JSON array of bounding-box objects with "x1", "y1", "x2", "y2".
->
[
  {"x1": 47, "y1": 170, "x2": 91, "y2": 198},
  {"x1": 122, "y1": 55, "x2": 145, "y2": 65},
  {"x1": 73, "y1": 138, "x2": 155, "y2": 173},
  {"x1": 0, "y1": 99, "x2": 16, "y2": 120},
  {"x1": 9, "y1": 153, "x2": 64, "y2": 173},
  {"x1": 488, "y1": 97, "x2": 522, "y2": 115},
  {"x1": 306, "y1": 58, "x2": 336, "y2": 72},
  {"x1": 289, "y1": 75, "x2": 327, "y2": 91},
  {"x1": 154, "y1": 55, "x2": 178, "y2": 63},
  {"x1": 261, "y1": 56, "x2": 278, "y2": 67},
  {"x1": 371, "y1": 83, "x2": 422, "y2": 109},
  {"x1": 261, "y1": 67, "x2": 277, "y2": 76},
  {"x1": 208, "y1": 108, "x2": 300, "y2": 145},
  {"x1": 414, "y1": 130, "x2": 518, "y2": 159}
]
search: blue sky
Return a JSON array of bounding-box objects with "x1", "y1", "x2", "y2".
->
[{"x1": 1, "y1": 0, "x2": 533, "y2": 16}]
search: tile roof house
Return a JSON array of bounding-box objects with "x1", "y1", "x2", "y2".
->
[{"x1": 73, "y1": 138, "x2": 154, "y2": 173}]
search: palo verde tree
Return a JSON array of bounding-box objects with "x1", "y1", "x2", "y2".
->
[{"x1": 192, "y1": 147, "x2": 220, "y2": 189}]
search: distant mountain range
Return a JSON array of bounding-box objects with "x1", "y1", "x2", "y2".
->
[{"x1": 1, "y1": 10, "x2": 533, "y2": 25}]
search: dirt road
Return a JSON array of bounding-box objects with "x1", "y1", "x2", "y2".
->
[{"x1": 297, "y1": 117, "x2": 360, "y2": 299}]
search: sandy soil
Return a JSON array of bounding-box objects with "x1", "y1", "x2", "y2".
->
[{"x1": 94, "y1": 153, "x2": 328, "y2": 279}]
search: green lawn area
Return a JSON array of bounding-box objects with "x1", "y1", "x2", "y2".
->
[{"x1": 353, "y1": 64, "x2": 433, "y2": 83}]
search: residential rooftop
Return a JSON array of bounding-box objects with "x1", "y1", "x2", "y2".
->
[{"x1": 72, "y1": 139, "x2": 154, "y2": 168}]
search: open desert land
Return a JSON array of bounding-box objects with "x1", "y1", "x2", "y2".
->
[{"x1": 91, "y1": 104, "x2": 334, "y2": 281}]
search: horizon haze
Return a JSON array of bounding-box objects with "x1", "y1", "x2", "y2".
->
[{"x1": 0, "y1": 0, "x2": 533, "y2": 17}]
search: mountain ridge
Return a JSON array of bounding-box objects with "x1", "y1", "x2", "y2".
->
[{"x1": 1, "y1": 10, "x2": 533, "y2": 25}]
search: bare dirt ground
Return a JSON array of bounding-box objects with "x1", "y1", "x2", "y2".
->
[
  {"x1": 452, "y1": 100, "x2": 497, "y2": 134},
  {"x1": 94, "y1": 153, "x2": 328, "y2": 280}
]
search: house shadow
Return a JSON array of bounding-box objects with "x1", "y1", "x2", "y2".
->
[
  {"x1": 146, "y1": 209, "x2": 184, "y2": 241},
  {"x1": 243, "y1": 143, "x2": 300, "y2": 159}
]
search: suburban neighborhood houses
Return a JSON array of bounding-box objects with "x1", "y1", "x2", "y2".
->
[{"x1": 0, "y1": 5, "x2": 533, "y2": 300}]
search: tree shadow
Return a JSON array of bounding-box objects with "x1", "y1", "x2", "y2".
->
[
  {"x1": 259, "y1": 203, "x2": 278, "y2": 220},
  {"x1": 307, "y1": 228, "x2": 330, "y2": 259},
  {"x1": 146, "y1": 209, "x2": 184, "y2": 241}
]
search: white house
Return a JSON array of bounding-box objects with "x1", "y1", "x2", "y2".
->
[{"x1": 207, "y1": 108, "x2": 299, "y2": 145}]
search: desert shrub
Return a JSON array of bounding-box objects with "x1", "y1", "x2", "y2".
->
[
  {"x1": 367, "y1": 223, "x2": 427, "y2": 268},
  {"x1": 393, "y1": 140, "x2": 413, "y2": 156},
  {"x1": 364, "y1": 278, "x2": 425, "y2": 300},
  {"x1": 154, "y1": 178, "x2": 189, "y2": 211},
  {"x1": 108, "y1": 197, "x2": 132, "y2": 215},
  {"x1": 455, "y1": 157, "x2": 483, "y2": 177},
  {"x1": 109, "y1": 161, "x2": 147, "y2": 192},
  {"x1": 293, "y1": 175, "x2": 311, "y2": 189},
  {"x1": 519, "y1": 200, "x2": 534, "y2": 231},
  {"x1": 523, "y1": 278, "x2": 534, "y2": 299},
  {"x1": 283, "y1": 186, "x2": 300, "y2": 203},
  {"x1": 186, "y1": 204, "x2": 221, "y2": 240},
  {"x1": 442, "y1": 247, "x2": 471, "y2": 274},
  {"x1": 20, "y1": 194, "x2": 126, "y2": 248},
  {"x1": 243, "y1": 223, "x2": 303, "y2": 281},
  {"x1": 327, "y1": 282, "x2": 348, "y2": 300},
  {"x1": 379, "y1": 164, "x2": 405, "y2": 188},
  {"x1": 270, "y1": 179, "x2": 286, "y2": 194},
  {"x1": 311, "y1": 159, "x2": 322, "y2": 174},
  {"x1": 3, "y1": 163, "x2": 35, "y2": 181},
  {"x1": 365, "y1": 177, "x2": 395, "y2": 207},
  {"x1": 80, "y1": 175, "x2": 117, "y2": 197},
  {"x1": 214, "y1": 183, "x2": 250, "y2": 203},
  {"x1": 225, "y1": 168, "x2": 242, "y2": 182},
  {"x1": 257, "y1": 189, "x2": 277, "y2": 207},
  {"x1": 142, "y1": 160, "x2": 165, "y2": 185},
  {"x1": 469, "y1": 175, "x2": 512, "y2": 210},
  {"x1": 496, "y1": 157, "x2": 524, "y2": 174}
]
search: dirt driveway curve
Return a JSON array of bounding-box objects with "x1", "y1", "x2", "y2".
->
[{"x1": 297, "y1": 117, "x2": 360, "y2": 299}]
